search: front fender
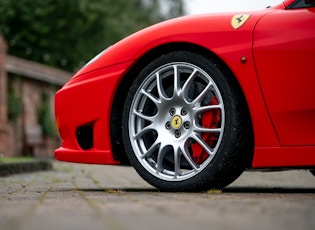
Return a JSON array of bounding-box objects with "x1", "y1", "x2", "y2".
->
[{"x1": 74, "y1": 8, "x2": 281, "y2": 149}]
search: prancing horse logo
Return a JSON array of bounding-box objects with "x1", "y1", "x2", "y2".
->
[
  {"x1": 231, "y1": 14, "x2": 251, "y2": 29},
  {"x1": 171, "y1": 115, "x2": 182, "y2": 129}
]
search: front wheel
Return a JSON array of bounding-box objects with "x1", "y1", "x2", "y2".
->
[{"x1": 122, "y1": 51, "x2": 253, "y2": 192}]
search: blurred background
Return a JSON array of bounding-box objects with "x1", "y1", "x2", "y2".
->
[{"x1": 0, "y1": 0, "x2": 282, "y2": 159}]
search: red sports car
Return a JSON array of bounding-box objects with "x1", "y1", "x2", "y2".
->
[{"x1": 55, "y1": 0, "x2": 315, "y2": 192}]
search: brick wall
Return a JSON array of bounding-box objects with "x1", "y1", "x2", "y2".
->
[
  {"x1": 0, "y1": 34, "x2": 7, "y2": 124},
  {"x1": 0, "y1": 33, "x2": 10, "y2": 157},
  {"x1": 0, "y1": 34, "x2": 72, "y2": 158}
]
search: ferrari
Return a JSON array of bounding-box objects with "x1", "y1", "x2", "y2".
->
[{"x1": 54, "y1": 0, "x2": 315, "y2": 192}]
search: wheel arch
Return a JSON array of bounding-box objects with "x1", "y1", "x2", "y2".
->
[{"x1": 110, "y1": 42, "x2": 254, "y2": 166}]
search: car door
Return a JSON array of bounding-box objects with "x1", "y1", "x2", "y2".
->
[{"x1": 253, "y1": 3, "x2": 315, "y2": 146}]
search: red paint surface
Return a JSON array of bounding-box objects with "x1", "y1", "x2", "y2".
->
[{"x1": 55, "y1": 0, "x2": 315, "y2": 169}]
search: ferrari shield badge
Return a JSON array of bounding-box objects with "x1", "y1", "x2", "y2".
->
[{"x1": 231, "y1": 14, "x2": 251, "y2": 29}]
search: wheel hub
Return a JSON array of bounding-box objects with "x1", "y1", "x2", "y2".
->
[{"x1": 166, "y1": 107, "x2": 191, "y2": 139}]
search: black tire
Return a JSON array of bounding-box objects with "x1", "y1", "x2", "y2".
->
[
  {"x1": 310, "y1": 170, "x2": 315, "y2": 177},
  {"x1": 122, "y1": 51, "x2": 253, "y2": 192}
]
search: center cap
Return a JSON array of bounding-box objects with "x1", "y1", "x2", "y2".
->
[{"x1": 171, "y1": 115, "x2": 182, "y2": 129}]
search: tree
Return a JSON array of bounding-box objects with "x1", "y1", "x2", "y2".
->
[{"x1": 0, "y1": 0, "x2": 185, "y2": 72}]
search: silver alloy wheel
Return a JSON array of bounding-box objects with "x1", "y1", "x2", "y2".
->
[{"x1": 128, "y1": 62, "x2": 225, "y2": 181}]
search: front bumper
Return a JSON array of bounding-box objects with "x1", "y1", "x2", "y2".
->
[{"x1": 54, "y1": 61, "x2": 133, "y2": 164}]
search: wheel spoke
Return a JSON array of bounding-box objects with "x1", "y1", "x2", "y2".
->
[
  {"x1": 194, "y1": 104, "x2": 222, "y2": 113},
  {"x1": 192, "y1": 81, "x2": 213, "y2": 105},
  {"x1": 133, "y1": 123, "x2": 155, "y2": 140},
  {"x1": 180, "y1": 144, "x2": 199, "y2": 170},
  {"x1": 194, "y1": 126, "x2": 222, "y2": 133},
  {"x1": 192, "y1": 133, "x2": 214, "y2": 156},
  {"x1": 173, "y1": 65, "x2": 181, "y2": 97},
  {"x1": 156, "y1": 144, "x2": 168, "y2": 173},
  {"x1": 140, "y1": 89, "x2": 161, "y2": 107},
  {"x1": 182, "y1": 68, "x2": 198, "y2": 99},
  {"x1": 173, "y1": 147, "x2": 182, "y2": 178},
  {"x1": 141, "y1": 140, "x2": 160, "y2": 159},
  {"x1": 133, "y1": 109, "x2": 155, "y2": 122},
  {"x1": 156, "y1": 72, "x2": 169, "y2": 101}
]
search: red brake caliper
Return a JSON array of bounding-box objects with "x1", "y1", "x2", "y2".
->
[{"x1": 191, "y1": 96, "x2": 221, "y2": 164}]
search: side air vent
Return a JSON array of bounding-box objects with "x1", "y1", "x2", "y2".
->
[{"x1": 76, "y1": 124, "x2": 94, "y2": 150}]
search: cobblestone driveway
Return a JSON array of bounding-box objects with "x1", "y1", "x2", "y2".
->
[{"x1": 1, "y1": 161, "x2": 315, "y2": 230}]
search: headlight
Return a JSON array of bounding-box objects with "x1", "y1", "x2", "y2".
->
[{"x1": 84, "y1": 46, "x2": 111, "y2": 67}]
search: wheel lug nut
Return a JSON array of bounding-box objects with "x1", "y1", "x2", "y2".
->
[
  {"x1": 169, "y1": 108, "x2": 176, "y2": 116},
  {"x1": 175, "y1": 130, "x2": 181, "y2": 138},
  {"x1": 165, "y1": 122, "x2": 171, "y2": 130},
  {"x1": 184, "y1": 121, "x2": 190, "y2": 129},
  {"x1": 181, "y1": 108, "x2": 187, "y2": 116}
]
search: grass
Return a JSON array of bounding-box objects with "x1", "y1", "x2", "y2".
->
[{"x1": 0, "y1": 157, "x2": 36, "y2": 164}]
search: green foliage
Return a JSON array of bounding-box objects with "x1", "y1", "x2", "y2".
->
[
  {"x1": 0, "y1": 0, "x2": 185, "y2": 72},
  {"x1": 38, "y1": 92, "x2": 56, "y2": 137},
  {"x1": 7, "y1": 82, "x2": 22, "y2": 121}
]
